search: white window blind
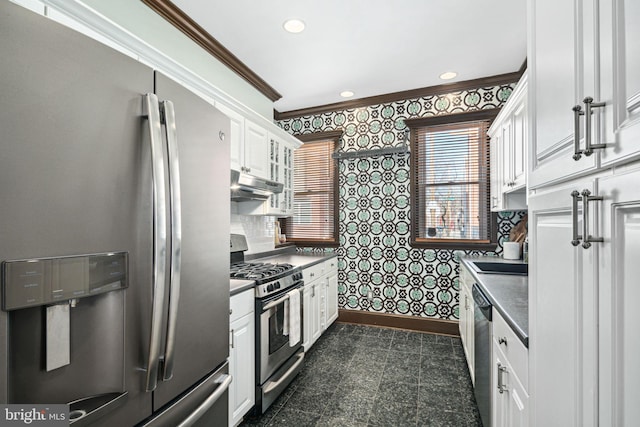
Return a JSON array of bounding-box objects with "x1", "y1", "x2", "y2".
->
[
  {"x1": 409, "y1": 115, "x2": 493, "y2": 247},
  {"x1": 281, "y1": 139, "x2": 338, "y2": 245}
]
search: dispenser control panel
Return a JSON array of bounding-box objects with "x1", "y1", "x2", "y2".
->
[{"x1": 1, "y1": 252, "x2": 128, "y2": 311}]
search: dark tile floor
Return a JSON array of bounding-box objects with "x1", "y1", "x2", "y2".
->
[{"x1": 240, "y1": 322, "x2": 482, "y2": 427}]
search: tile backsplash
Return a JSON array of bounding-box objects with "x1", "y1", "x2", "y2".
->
[{"x1": 231, "y1": 207, "x2": 276, "y2": 254}]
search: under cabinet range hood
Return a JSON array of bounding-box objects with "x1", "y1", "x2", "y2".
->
[{"x1": 230, "y1": 169, "x2": 283, "y2": 201}]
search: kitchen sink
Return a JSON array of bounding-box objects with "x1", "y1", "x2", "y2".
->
[{"x1": 470, "y1": 261, "x2": 528, "y2": 276}]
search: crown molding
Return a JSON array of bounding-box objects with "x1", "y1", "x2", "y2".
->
[
  {"x1": 274, "y1": 70, "x2": 523, "y2": 121},
  {"x1": 141, "y1": 0, "x2": 282, "y2": 102}
]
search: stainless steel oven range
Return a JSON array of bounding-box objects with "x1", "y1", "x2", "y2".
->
[{"x1": 230, "y1": 234, "x2": 304, "y2": 414}]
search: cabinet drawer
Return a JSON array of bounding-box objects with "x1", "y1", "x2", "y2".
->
[
  {"x1": 460, "y1": 264, "x2": 474, "y2": 294},
  {"x1": 324, "y1": 258, "x2": 338, "y2": 274},
  {"x1": 303, "y1": 262, "x2": 324, "y2": 283},
  {"x1": 230, "y1": 289, "x2": 254, "y2": 322},
  {"x1": 493, "y1": 309, "x2": 528, "y2": 391}
]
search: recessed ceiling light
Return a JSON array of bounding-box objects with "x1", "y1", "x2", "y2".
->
[
  {"x1": 283, "y1": 19, "x2": 305, "y2": 34},
  {"x1": 439, "y1": 71, "x2": 458, "y2": 80},
  {"x1": 340, "y1": 90, "x2": 354, "y2": 98}
]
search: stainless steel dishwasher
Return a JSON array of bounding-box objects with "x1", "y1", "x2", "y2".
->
[{"x1": 472, "y1": 283, "x2": 492, "y2": 427}]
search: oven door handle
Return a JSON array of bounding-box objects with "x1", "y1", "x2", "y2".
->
[
  {"x1": 263, "y1": 352, "x2": 304, "y2": 394},
  {"x1": 263, "y1": 293, "x2": 290, "y2": 311},
  {"x1": 262, "y1": 284, "x2": 303, "y2": 311}
]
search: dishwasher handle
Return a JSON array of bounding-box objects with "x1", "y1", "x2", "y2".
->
[{"x1": 472, "y1": 284, "x2": 492, "y2": 322}]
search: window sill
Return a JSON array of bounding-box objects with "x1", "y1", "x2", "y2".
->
[{"x1": 409, "y1": 239, "x2": 497, "y2": 251}]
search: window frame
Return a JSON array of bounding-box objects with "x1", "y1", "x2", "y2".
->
[
  {"x1": 405, "y1": 109, "x2": 500, "y2": 250},
  {"x1": 279, "y1": 130, "x2": 342, "y2": 248}
]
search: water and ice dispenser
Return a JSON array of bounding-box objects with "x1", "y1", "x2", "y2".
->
[{"x1": 1, "y1": 252, "x2": 129, "y2": 424}]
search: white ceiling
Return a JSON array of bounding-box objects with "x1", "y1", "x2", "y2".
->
[{"x1": 172, "y1": 0, "x2": 527, "y2": 113}]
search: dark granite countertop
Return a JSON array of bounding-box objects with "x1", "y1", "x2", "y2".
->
[
  {"x1": 461, "y1": 256, "x2": 529, "y2": 347},
  {"x1": 230, "y1": 278, "x2": 255, "y2": 297},
  {"x1": 252, "y1": 252, "x2": 338, "y2": 270}
]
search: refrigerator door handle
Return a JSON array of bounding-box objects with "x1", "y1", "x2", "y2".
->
[
  {"x1": 160, "y1": 100, "x2": 182, "y2": 382},
  {"x1": 177, "y1": 374, "x2": 232, "y2": 427},
  {"x1": 143, "y1": 93, "x2": 168, "y2": 392}
]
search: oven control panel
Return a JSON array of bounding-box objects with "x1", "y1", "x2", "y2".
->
[{"x1": 255, "y1": 271, "x2": 303, "y2": 298}]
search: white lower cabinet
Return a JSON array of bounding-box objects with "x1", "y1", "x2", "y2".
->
[
  {"x1": 302, "y1": 258, "x2": 338, "y2": 351},
  {"x1": 324, "y1": 264, "x2": 338, "y2": 327},
  {"x1": 459, "y1": 264, "x2": 475, "y2": 382},
  {"x1": 229, "y1": 290, "x2": 255, "y2": 427},
  {"x1": 492, "y1": 310, "x2": 529, "y2": 427}
]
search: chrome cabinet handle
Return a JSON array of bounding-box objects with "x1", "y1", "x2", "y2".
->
[
  {"x1": 143, "y1": 94, "x2": 168, "y2": 393},
  {"x1": 580, "y1": 189, "x2": 603, "y2": 249},
  {"x1": 497, "y1": 363, "x2": 508, "y2": 394},
  {"x1": 498, "y1": 337, "x2": 508, "y2": 346},
  {"x1": 161, "y1": 100, "x2": 182, "y2": 382},
  {"x1": 570, "y1": 190, "x2": 603, "y2": 248},
  {"x1": 583, "y1": 97, "x2": 607, "y2": 156},
  {"x1": 218, "y1": 130, "x2": 225, "y2": 141},
  {"x1": 572, "y1": 105, "x2": 584, "y2": 160},
  {"x1": 571, "y1": 190, "x2": 582, "y2": 246},
  {"x1": 572, "y1": 97, "x2": 606, "y2": 161},
  {"x1": 230, "y1": 329, "x2": 234, "y2": 349}
]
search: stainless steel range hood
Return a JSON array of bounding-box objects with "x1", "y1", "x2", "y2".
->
[{"x1": 230, "y1": 169, "x2": 283, "y2": 201}]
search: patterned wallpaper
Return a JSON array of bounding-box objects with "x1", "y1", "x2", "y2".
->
[{"x1": 277, "y1": 84, "x2": 526, "y2": 321}]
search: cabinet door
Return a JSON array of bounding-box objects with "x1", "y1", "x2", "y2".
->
[
  {"x1": 492, "y1": 340, "x2": 509, "y2": 427},
  {"x1": 528, "y1": 180, "x2": 598, "y2": 427},
  {"x1": 244, "y1": 120, "x2": 269, "y2": 179},
  {"x1": 302, "y1": 282, "x2": 312, "y2": 351},
  {"x1": 597, "y1": 167, "x2": 640, "y2": 427},
  {"x1": 229, "y1": 313, "x2": 255, "y2": 427},
  {"x1": 216, "y1": 103, "x2": 244, "y2": 172},
  {"x1": 528, "y1": 0, "x2": 598, "y2": 188},
  {"x1": 511, "y1": 99, "x2": 527, "y2": 189},
  {"x1": 265, "y1": 134, "x2": 281, "y2": 214},
  {"x1": 282, "y1": 142, "x2": 295, "y2": 216},
  {"x1": 597, "y1": 0, "x2": 640, "y2": 168},
  {"x1": 311, "y1": 280, "x2": 322, "y2": 344},
  {"x1": 492, "y1": 338, "x2": 529, "y2": 427},
  {"x1": 501, "y1": 119, "x2": 514, "y2": 193},
  {"x1": 325, "y1": 271, "x2": 338, "y2": 327},
  {"x1": 490, "y1": 131, "x2": 504, "y2": 211}
]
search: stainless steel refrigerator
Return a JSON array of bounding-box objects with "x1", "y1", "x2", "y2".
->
[{"x1": 0, "y1": 2, "x2": 230, "y2": 426}]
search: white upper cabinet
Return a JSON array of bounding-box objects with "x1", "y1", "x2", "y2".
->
[
  {"x1": 243, "y1": 120, "x2": 270, "y2": 179},
  {"x1": 216, "y1": 103, "x2": 244, "y2": 172},
  {"x1": 217, "y1": 103, "x2": 270, "y2": 180},
  {"x1": 597, "y1": 0, "x2": 640, "y2": 168},
  {"x1": 265, "y1": 133, "x2": 296, "y2": 216},
  {"x1": 528, "y1": 0, "x2": 598, "y2": 188},
  {"x1": 489, "y1": 72, "x2": 528, "y2": 211},
  {"x1": 528, "y1": 0, "x2": 640, "y2": 189}
]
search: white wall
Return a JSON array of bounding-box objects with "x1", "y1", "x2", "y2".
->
[{"x1": 55, "y1": 0, "x2": 274, "y2": 119}]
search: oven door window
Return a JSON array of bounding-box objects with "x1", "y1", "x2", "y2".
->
[{"x1": 268, "y1": 303, "x2": 290, "y2": 355}]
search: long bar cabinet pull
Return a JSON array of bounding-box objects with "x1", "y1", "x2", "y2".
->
[
  {"x1": 580, "y1": 189, "x2": 604, "y2": 249},
  {"x1": 572, "y1": 105, "x2": 584, "y2": 160},
  {"x1": 570, "y1": 190, "x2": 582, "y2": 246},
  {"x1": 583, "y1": 97, "x2": 607, "y2": 156},
  {"x1": 572, "y1": 97, "x2": 607, "y2": 161}
]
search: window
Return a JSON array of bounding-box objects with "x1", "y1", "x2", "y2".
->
[
  {"x1": 405, "y1": 110, "x2": 499, "y2": 249},
  {"x1": 279, "y1": 131, "x2": 341, "y2": 247}
]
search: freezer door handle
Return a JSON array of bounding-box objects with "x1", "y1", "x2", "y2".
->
[
  {"x1": 143, "y1": 93, "x2": 168, "y2": 392},
  {"x1": 177, "y1": 374, "x2": 232, "y2": 427},
  {"x1": 161, "y1": 100, "x2": 182, "y2": 382}
]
